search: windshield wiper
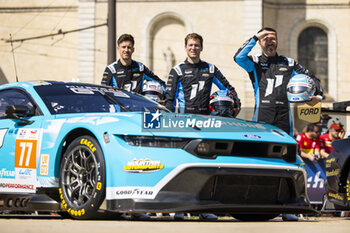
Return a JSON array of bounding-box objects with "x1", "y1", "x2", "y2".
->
[{"x1": 98, "y1": 89, "x2": 128, "y2": 112}]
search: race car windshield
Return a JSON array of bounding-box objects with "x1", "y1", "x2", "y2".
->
[{"x1": 34, "y1": 83, "x2": 168, "y2": 114}]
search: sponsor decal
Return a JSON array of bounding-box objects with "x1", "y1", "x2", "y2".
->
[
  {"x1": 0, "y1": 183, "x2": 34, "y2": 190},
  {"x1": 307, "y1": 171, "x2": 324, "y2": 189},
  {"x1": 221, "y1": 121, "x2": 266, "y2": 129},
  {"x1": 67, "y1": 85, "x2": 94, "y2": 95},
  {"x1": 347, "y1": 180, "x2": 349, "y2": 201},
  {"x1": 59, "y1": 188, "x2": 86, "y2": 217},
  {"x1": 133, "y1": 73, "x2": 140, "y2": 77},
  {"x1": 80, "y1": 138, "x2": 96, "y2": 152},
  {"x1": 17, "y1": 129, "x2": 40, "y2": 140},
  {"x1": 279, "y1": 67, "x2": 288, "y2": 71},
  {"x1": 244, "y1": 134, "x2": 261, "y2": 139},
  {"x1": 0, "y1": 168, "x2": 15, "y2": 178},
  {"x1": 297, "y1": 102, "x2": 321, "y2": 123},
  {"x1": 18, "y1": 169, "x2": 32, "y2": 176},
  {"x1": 291, "y1": 97, "x2": 301, "y2": 101},
  {"x1": 124, "y1": 158, "x2": 164, "y2": 173},
  {"x1": 113, "y1": 187, "x2": 154, "y2": 199},
  {"x1": 202, "y1": 73, "x2": 209, "y2": 77},
  {"x1": 40, "y1": 154, "x2": 50, "y2": 176},
  {"x1": 326, "y1": 169, "x2": 340, "y2": 177},
  {"x1": 27, "y1": 81, "x2": 52, "y2": 86},
  {"x1": 328, "y1": 192, "x2": 344, "y2": 201}
]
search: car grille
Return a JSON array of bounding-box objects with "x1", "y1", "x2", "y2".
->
[{"x1": 199, "y1": 175, "x2": 293, "y2": 205}]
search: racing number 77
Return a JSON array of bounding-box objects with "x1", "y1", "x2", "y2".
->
[{"x1": 15, "y1": 140, "x2": 37, "y2": 169}]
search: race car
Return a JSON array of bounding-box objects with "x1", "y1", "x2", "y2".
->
[
  {"x1": 325, "y1": 138, "x2": 350, "y2": 208},
  {"x1": 0, "y1": 81, "x2": 316, "y2": 220},
  {"x1": 323, "y1": 101, "x2": 350, "y2": 210}
]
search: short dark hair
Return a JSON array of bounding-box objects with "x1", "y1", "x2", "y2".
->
[
  {"x1": 306, "y1": 123, "x2": 319, "y2": 132},
  {"x1": 257, "y1": 27, "x2": 277, "y2": 34},
  {"x1": 117, "y1": 34, "x2": 135, "y2": 46},
  {"x1": 185, "y1": 33, "x2": 203, "y2": 47}
]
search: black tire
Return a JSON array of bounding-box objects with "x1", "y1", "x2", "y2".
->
[
  {"x1": 231, "y1": 214, "x2": 278, "y2": 221},
  {"x1": 59, "y1": 135, "x2": 106, "y2": 219}
]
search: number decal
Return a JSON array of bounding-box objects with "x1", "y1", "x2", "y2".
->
[
  {"x1": 190, "y1": 81, "x2": 206, "y2": 100},
  {"x1": 131, "y1": 81, "x2": 138, "y2": 90},
  {"x1": 264, "y1": 78, "x2": 274, "y2": 97},
  {"x1": 190, "y1": 84, "x2": 198, "y2": 100},
  {"x1": 198, "y1": 81, "x2": 205, "y2": 92},
  {"x1": 15, "y1": 140, "x2": 37, "y2": 169},
  {"x1": 264, "y1": 75, "x2": 284, "y2": 97},
  {"x1": 0, "y1": 128, "x2": 8, "y2": 148},
  {"x1": 19, "y1": 142, "x2": 33, "y2": 167}
]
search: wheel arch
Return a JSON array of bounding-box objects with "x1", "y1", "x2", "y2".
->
[{"x1": 54, "y1": 128, "x2": 99, "y2": 177}]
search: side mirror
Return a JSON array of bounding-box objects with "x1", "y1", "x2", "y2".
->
[{"x1": 5, "y1": 105, "x2": 34, "y2": 124}]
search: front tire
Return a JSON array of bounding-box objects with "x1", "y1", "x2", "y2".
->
[{"x1": 59, "y1": 135, "x2": 106, "y2": 219}]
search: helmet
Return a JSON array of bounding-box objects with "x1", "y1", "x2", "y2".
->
[
  {"x1": 287, "y1": 74, "x2": 316, "y2": 103},
  {"x1": 209, "y1": 90, "x2": 235, "y2": 117},
  {"x1": 142, "y1": 81, "x2": 163, "y2": 101}
]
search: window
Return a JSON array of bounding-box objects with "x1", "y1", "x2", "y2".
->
[
  {"x1": 0, "y1": 89, "x2": 37, "y2": 119},
  {"x1": 298, "y1": 27, "x2": 328, "y2": 92}
]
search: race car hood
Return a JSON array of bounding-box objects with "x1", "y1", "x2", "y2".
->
[
  {"x1": 57, "y1": 112, "x2": 296, "y2": 144},
  {"x1": 143, "y1": 112, "x2": 297, "y2": 144}
]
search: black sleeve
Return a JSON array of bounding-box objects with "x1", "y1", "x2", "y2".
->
[
  {"x1": 101, "y1": 66, "x2": 112, "y2": 86},
  {"x1": 213, "y1": 66, "x2": 241, "y2": 108},
  {"x1": 294, "y1": 62, "x2": 324, "y2": 98},
  {"x1": 165, "y1": 69, "x2": 179, "y2": 112}
]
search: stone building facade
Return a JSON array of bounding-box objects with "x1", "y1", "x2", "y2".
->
[{"x1": 0, "y1": 0, "x2": 349, "y2": 121}]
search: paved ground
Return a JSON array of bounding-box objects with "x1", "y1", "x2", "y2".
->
[{"x1": 0, "y1": 215, "x2": 349, "y2": 233}]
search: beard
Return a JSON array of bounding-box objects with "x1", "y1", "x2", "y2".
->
[{"x1": 264, "y1": 45, "x2": 276, "y2": 56}]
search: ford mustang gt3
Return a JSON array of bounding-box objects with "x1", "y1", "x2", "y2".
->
[{"x1": 0, "y1": 81, "x2": 315, "y2": 220}]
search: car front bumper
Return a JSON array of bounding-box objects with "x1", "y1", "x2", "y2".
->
[{"x1": 106, "y1": 166, "x2": 316, "y2": 215}]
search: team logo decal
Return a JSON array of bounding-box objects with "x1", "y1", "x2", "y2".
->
[{"x1": 244, "y1": 134, "x2": 261, "y2": 139}]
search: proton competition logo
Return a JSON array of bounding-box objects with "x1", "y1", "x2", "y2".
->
[
  {"x1": 124, "y1": 158, "x2": 164, "y2": 173},
  {"x1": 143, "y1": 110, "x2": 222, "y2": 130}
]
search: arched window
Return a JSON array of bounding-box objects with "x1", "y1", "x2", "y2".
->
[{"x1": 298, "y1": 27, "x2": 328, "y2": 92}]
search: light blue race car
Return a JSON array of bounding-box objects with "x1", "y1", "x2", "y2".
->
[{"x1": 0, "y1": 81, "x2": 315, "y2": 220}]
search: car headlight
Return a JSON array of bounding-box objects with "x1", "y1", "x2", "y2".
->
[{"x1": 119, "y1": 135, "x2": 189, "y2": 148}]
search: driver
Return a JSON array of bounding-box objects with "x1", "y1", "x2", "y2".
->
[
  {"x1": 234, "y1": 27, "x2": 323, "y2": 135},
  {"x1": 101, "y1": 34, "x2": 165, "y2": 99},
  {"x1": 165, "y1": 33, "x2": 241, "y2": 116}
]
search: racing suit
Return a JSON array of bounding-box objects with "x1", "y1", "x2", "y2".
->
[
  {"x1": 165, "y1": 59, "x2": 241, "y2": 115},
  {"x1": 234, "y1": 36, "x2": 323, "y2": 135},
  {"x1": 101, "y1": 60, "x2": 165, "y2": 95}
]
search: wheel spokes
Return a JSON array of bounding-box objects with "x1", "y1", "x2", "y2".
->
[{"x1": 62, "y1": 146, "x2": 98, "y2": 207}]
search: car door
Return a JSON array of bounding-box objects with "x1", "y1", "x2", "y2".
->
[{"x1": 0, "y1": 88, "x2": 44, "y2": 193}]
